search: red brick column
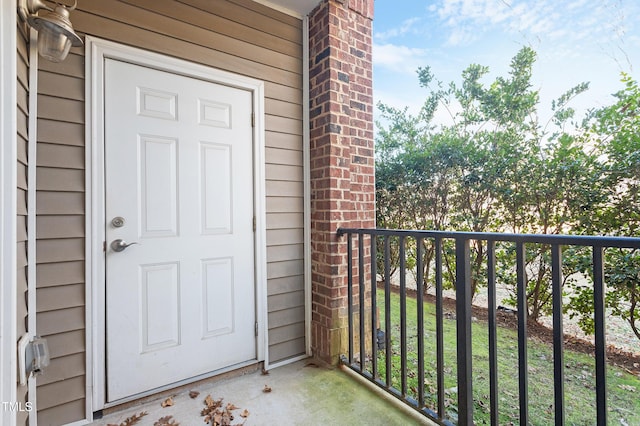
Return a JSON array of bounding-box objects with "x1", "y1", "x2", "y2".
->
[{"x1": 308, "y1": 0, "x2": 375, "y2": 364}]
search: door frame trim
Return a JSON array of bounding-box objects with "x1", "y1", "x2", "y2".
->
[{"x1": 85, "y1": 36, "x2": 268, "y2": 412}]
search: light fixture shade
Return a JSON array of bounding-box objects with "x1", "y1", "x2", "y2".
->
[
  {"x1": 35, "y1": 25, "x2": 73, "y2": 63},
  {"x1": 27, "y1": 4, "x2": 83, "y2": 62}
]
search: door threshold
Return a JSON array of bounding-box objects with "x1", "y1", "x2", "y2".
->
[{"x1": 100, "y1": 361, "x2": 262, "y2": 415}]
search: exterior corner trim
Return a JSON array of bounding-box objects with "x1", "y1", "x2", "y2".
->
[
  {"x1": 302, "y1": 15, "x2": 312, "y2": 358},
  {"x1": 0, "y1": 1, "x2": 19, "y2": 424}
]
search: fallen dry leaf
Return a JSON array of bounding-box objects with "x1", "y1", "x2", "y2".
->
[
  {"x1": 109, "y1": 411, "x2": 148, "y2": 426},
  {"x1": 240, "y1": 409, "x2": 250, "y2": 418},
  {"x1": 261, "y1": 368, "x2": 270, "y2": 376},
  {"x1": 161, "y1": 397, "x2": 174, "y2": 408},
  {"x1": 225, "y1": 402, "x2": 239, "y2": 411},
  {"x1": 154, "y1": 415, "x2": 180, "y2": 426},
  {"x1": 262, "y1": 385, "x2": 272, "y2": 393},
  {"x1": 189, "y1": 390, "x2": 200, "y2": 399}
]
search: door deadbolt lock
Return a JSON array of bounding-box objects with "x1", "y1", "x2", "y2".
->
[{"x1": 111, "y1": 216, "x2": 125, "y2": 228}]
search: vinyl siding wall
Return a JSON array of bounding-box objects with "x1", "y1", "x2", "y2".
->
[
  {"x1": 34, "y1": 1, "x2": 305, "y2": 423},
  {"x1": 16, "y1": 20, "x2": 29, "y2": 426}
]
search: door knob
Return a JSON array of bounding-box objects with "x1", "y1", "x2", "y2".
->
[{"x1": 110, "y1": 239, "x2": 139, "y2": 252}]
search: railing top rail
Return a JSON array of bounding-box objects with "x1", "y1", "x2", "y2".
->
[{"x1": 336, "y1": 227, "x2": 640, "y2": 249}]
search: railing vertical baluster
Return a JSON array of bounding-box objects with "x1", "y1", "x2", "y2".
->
[
  {"x1": 435, "y1": 237, "x2": 445, "y2": 419},
  {"x1": 593, "y1": 246, "x2": 607, "y2": 426},
  {"x1": 358, "y1": 233, "x2": 366, "y2": 372},
  {"x1": 552, "y1": 244, "x2": 565, "y2": 426},
  {"x1": 371, "y1": 235, "x2": 378, "y2": 379},
  {"x1": 384, "y1": 236, "x2": 392, "y2": 387},
  {"x1": 416, "y1": 238, "x2": 425, "y2": 408},
  {"x1": 516, "y1": 242, "x2": 529, "y2": 425},
  {"x1": 487, "y1": 241, "x2": 499, "y2": 426},
  {"x1": 347, "y1": 232, "x2": 354, "y2": 363},
  {"x1": 399, "y1": 235, "x2": 407, "y2": 396},
  {"x1": 456, "y1": 237, "x2": 473, "y2": 425}
]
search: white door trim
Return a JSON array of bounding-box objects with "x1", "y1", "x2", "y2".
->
[
  {"x1": 1, "y1": 1, "x2": 18, "y2": 424},
  {"x1": 85, "y1": 36, "x2": 268, "y2": 412}
]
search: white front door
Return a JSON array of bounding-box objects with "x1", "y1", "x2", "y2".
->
[{"x1": 104, "y1": 59, "x2": 256, "y2": 401}]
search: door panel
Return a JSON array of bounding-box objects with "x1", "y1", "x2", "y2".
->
[{"x1": 104, "y1": 59, "x2": 256, "y2": 401}]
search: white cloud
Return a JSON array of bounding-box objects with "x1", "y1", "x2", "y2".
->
[
  {"x1": 429, "y1": 0, "x2": 638, "y2": 49},
  {"x1": 375, "y1": 17, "x2": 422, "y2": 41},
  {"x1": 373, "y1": 43, "x2": 430, "y2": 74}
]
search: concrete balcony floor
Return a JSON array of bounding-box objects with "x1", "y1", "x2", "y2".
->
[{"x1": 91, "y1": 360, "x2": 429, "y2": 425}]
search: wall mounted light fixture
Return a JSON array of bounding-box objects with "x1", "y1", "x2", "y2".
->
[{"x1": 17, "y1": 0, "x2": 83, "y2": 62}]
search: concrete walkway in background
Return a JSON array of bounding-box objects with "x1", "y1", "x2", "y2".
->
[{"x1": 92, "y1": 360, "x2": 431, "y2": 425}]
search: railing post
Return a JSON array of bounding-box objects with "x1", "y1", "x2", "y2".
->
[
  {"x1": 435, "y1": 237, "x2": 445, "y2": 420},
  {"x1": 552, "y1": 244, "x2": 565, "y2": 426},
  {"x1": 593, "y1": 246, "x2": 607, "y2": 426},
  {"x1": 455, "y1": 238, "x2": 473, "y2": 425},
  {"x1": 399, "y1": 235, "x2": 407, "y2": 396},
  {"x1": 516, "y1": 242, "x2": 529, "y2": 425},
  {"x1": 347, "y1": 232, "x2": 354, "y2": 363},
  {"x1": 487, "y1": 241, "x2": 499, "y2": 426}
]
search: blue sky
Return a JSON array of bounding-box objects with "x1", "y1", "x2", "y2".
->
[{"x1": 372, "y1": 0, "x2": 640, "y2": 126}]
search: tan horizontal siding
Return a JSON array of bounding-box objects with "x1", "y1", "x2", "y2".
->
[
  {"x1": 17, "y1": 162, "x2": 27, "y2": 190},
  {"x1": 73, "y1": 9, "x2": 300, "y2": 90},
  {"x1": 268, "y1": 290, "x2": 305, "y2": 311},
  {"x1": 36, "y1": 215, "x2": 84, "y2": 239},
  {"x1": 267, "y1": 213, "x2": 303, "y2": 229},
  {"x1": 36, "y1": 47, "x2": 87, "y2": 425},
  {"x1": 266, "y1": 196, "x2": 304, "y2": 213},
  {"x1": 267, "y1": 244, "x2": 304, "y2": 263},
  {"x1": 269, "y1": 338, "x2": 305, "y2": 363},
  {"x1": 36, "y1": 261, "x2": 84, "y2": 288},
  {"x1": 38, "y1": 51, "x2": 83, "y2": 78},
  {"x1": 36, "y1": 306, "x2": 85, "y2": 336},
  {"x1": 266, "y1": 115, "x2": 302, "y2": 135},
  {"x1": 37, "y1": 376, "x2": 85, "y2": 411},
  {"x1": 36, "y1": 284, "x2": 85, "y2": 313},
  {"x1": 267, "y1": 276, "x2": 304, "y2": 297},
  {"x1": 226, "y1": 0, "x2": 302, "y2": 27},
  {"x1": 36, "y1": 191, "x2": 84, "y2": 215},
  {"x1": 269, "y1": 306, "x2": 305, "y2": 328},
  {"x1": 115, "y1": 0, "x2": 300, "y2": 71},
  {"x1": 266, "y1": 98, "x2": 303, "y2": 120},
  {"x1": 38, "y1": 71, "x2": 84, "y2": 101},
  {"x1": 36, "y1": 167, "x2": 84, "y2": 192},
  {"x1": 17, "y1": 135, "x2": 27, "y2": 165},
  {"x1": 269, "y1": 322, "x2": 305, "y2": 346},
  {"x1": 265, "y1": 164, "x2": 303, "y2": 181},
  {"x1": 37, "y1": 143, "x2": 84, "y2": 169},
  {"x1": 266, "y1": 147, "x2": 303, "y2": 166},
  {"x1": 37, "y1": 95, "x2": 84, "y2": 124},
  {"x1": 36, "y1": 399, "x2": 86, "y2": 426},
  {"x1": 45, "y1": 330, "x2": 85, "y2": 359},
  {"x1": 133, "y1": 0, "x2": 300, "y2": 56},
  {"x1": 267, "y1": 229, "x2": 304, "y2": 246},
  {"x1": 37, "y1": 238, "x2": 84, "y2": 264},
  {"x1": 184, "y1": 0, "x2": 302, "y2": 43},
  {"x1": 17, "y1": 188, "x2": 27, "y2": 215},
  {"x1": 37, "y1": 118, "x2": 84, "y2": 146},
  {"x1": 37, "y1": 352, "x2": 85, "y2": 386},
  {"x1": 266, "y1": 180, "x2": 304, "y2": 197}
]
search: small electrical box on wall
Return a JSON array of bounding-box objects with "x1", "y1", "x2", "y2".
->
[{"x1": 18, "y1": 334, "x2": 50, "y2": 386}]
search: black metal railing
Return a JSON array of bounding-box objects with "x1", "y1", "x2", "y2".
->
[{"x1": 337, "y1": 228, "x2": 640, "y2": 426}]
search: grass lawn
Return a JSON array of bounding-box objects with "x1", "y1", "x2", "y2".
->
[{"x1": 371, "y1": 291, "x2": 640, "y2": 425}]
